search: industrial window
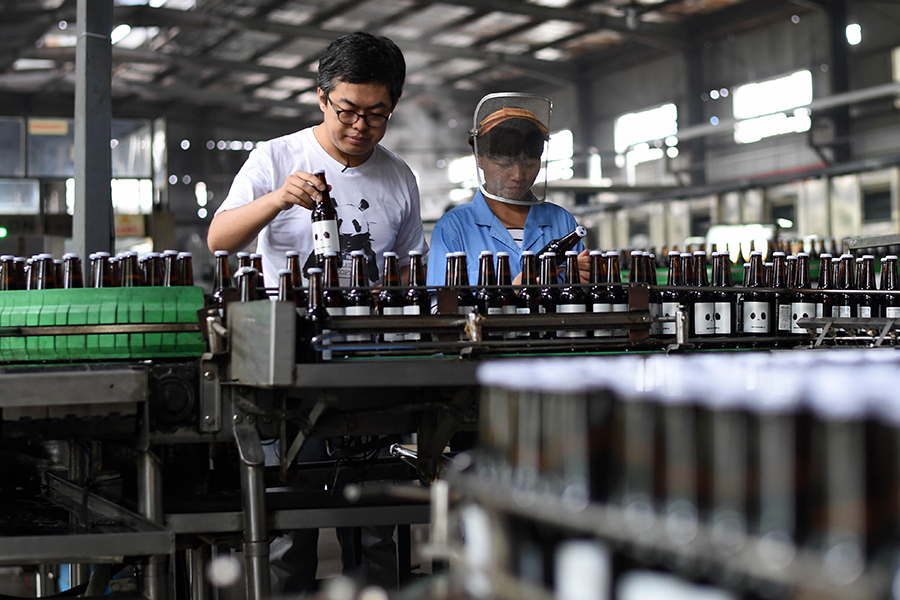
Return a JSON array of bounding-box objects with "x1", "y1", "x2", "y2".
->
[
  {"x1": 629, "y1": 217, "x2": 650, "y2": 248},
  {"x1": 690, "y1": 211, "x2": 711, "y2": 237},
  {"x1": 546, "y1": 129, "x2": 573, "y2": 181},
  {"x1": 892, "y1": 46, "x2": 900, "y2": 109},
  {"x1": 0, "y1": 118, "x2": 24, "y2": 177},
  {"x1": 614, "y1": 103, "x2": 677, "y2": 169},
  {"x1": 863, "y1": 187, "x2": 892, "y2": 223},
  {"x1": 732, "y1": 70, "x2": 812, "y2": 144},
  {"x1": 771, "y1": 200, "x2": 797, "y2": 230}
]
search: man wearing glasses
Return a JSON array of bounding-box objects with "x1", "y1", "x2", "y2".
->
[
  {"x1": 207, "y1": 31, "x2": 425, "y2": 593},
  {"x1": 208, "y1": 31, "x2": 427, "y2": 288}
]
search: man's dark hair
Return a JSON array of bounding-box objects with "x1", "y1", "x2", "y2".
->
[
  {"x1": 317, "y1": 32, "x2": 406, "y2": 108},
  {"x1": 470, "y1": 120, "x2": 546, "y2": 160}
]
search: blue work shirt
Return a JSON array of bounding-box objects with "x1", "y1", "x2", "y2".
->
[{"x1": 426, "y1": 189, "x2": 584, "y2": 286}]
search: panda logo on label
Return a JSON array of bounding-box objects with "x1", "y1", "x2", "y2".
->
[{"x1": 743, "y1": 301, "x2": 769, "y2": 333}]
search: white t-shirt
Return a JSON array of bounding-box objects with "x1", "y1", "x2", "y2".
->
[{"x1": 217, "y1": 126, "x2": 428, "y2": 287}]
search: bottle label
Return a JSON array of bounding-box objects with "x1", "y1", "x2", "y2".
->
[
  {"x1": 458, "y1": 305, "x2": 475, "y2": 315},
  {"x1": 539, "y1": 305, "x2": 547, "y2": 314},
  {"x1": 344, "y1": 305, "x2": 371, "y2": 342},
  {"x1": 516, "y1": 307, "x2": 531, "y2": 315},
  {"x1": 833, "y1": 305, "x2": 851, "y2": 318},
  {"x1": 790, "y1": 302, "x2": 816, "y2": 333},
  {"x1": 714, "y1": 302, "x2": 732, "y2": 334},
  {"x1": 661, "y1": 301, "x2": 679, "y2": 335},
  {"x1": 382, "y1": 306, "x2": 404, "y2": 342},
  {"x1": 312, "y1": 220, "x2": 340, "y2": 255},
  {"x1": 742, "y1": 301, "x2": 770, "y2": 333},
  {"x1": 329, "y1": 306, "x2": 345, "y2": 317},
  {"x1": 693, "y1": 302, "x2": 715, "y2": 335},
  {"x1": 403, "y1": 305, "x2": 421, "y2": 340},
  {"x1": 815, "y1": 303, "x2": 823, "y2": 318},
  {"x1": 858, "y1": 305, "x2": 872, "y2": 319},
  {"x1": 556, "y1": 303, "x2": 587, "y2": 338},
  {"x1": 515, "y1": 306, "x2": 531, "y2": 338},
  {"x1": 592, "y1": 303, "x2": 612, "y2": 337},
  {"x1": 488, "y1": 307, "x2": 503, "y2": 315},
  {"x1": 777, "y1": 304, "x2": 791, "y2": 332},
  {"x1": 887, "y1": 306, "x2": 900, "y2": 319}
]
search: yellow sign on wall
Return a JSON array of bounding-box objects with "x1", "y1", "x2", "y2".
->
[{"x1": 115, "y1": 214, "x2": 145, "y2": 238}]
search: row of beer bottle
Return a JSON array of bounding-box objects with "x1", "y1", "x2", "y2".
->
[
  {"x1": 477, "y1": 351, "x2": 900, "y2": 585},
  {"x1": 0, "y1": 250, "x2": 194, "y2": 290}
]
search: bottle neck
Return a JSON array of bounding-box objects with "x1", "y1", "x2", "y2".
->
[
  {"x1": 521, "y1": 256, "x2": 537, "y2": 286},
  {"x1": 308, "y1": 271, "x2": 324, "y2": 310},
  {"x1": 383, "y1": 257, "x2": 401, "y2": 288},
  {"x1": 350, "y1": 256, "x2": 368, "y2": 288},
  {"x1": 477, "y1": 255, "x2": 496, "y2": 287},
  {"x1": 409, "y1": 256, "x2": 426, "y2": 287}
]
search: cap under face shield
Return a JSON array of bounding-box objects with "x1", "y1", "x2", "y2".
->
[{"x1": 471, "y1": 93, "x2": 551, "y2": 206}]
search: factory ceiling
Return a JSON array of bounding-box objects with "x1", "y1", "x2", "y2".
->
[{"x1": 0, "y1": 0, "x2": 813, "y2": 132}]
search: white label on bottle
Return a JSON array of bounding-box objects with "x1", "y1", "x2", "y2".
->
[
  {"x1": 344, "y1": 305, "x2": 371, "y2": 341},
  {"x1": 539, "y1": 305, "x2": 547, "y2": 314},
  {"x1": 887, "y1": 306, "x2": 900, "y2": 319},
  {"x1": 458, "y1": 305, "x2": 475, "y2": 315},
  {"x1": 403, "y1": 304, "x2": 421, "y2": 340},
  {"x1": 592, "y1": 303, "x2": 612, "y2": 337},
  {"x1": 777, "y1": 304, "x2": 791, "y2": 332},
  {"x1": 488, "y1": 307, "x2": 503, "y2": 315},
  {"x1": 382, "y1": 306, "x2": 404, "y2": 342},
  {"x1": 612, "y1": 303, "x2": 629, "y2": 337},
  {"x1": 790, "y1": 302, "x2": 816, "y2": 333},
  {"x1": 661, "y1": 301, "x2": 679, "y2": 335},
  {"x1": 714, "y1": 302, "x2": 732, "y2": 334},
  {"x1": 742, "y1": 300, "x2": 770, "y2": 333},
  {"x1": 312, "y1": 220, "x2": 340, "y2": 255},
  {"x1": 556, "y1": 303, "x2": 587, "y2": 338},
  {"x1": 693, "y1": 302, "x2": 716, "y2": 335},
  {"x1": 832, "y1": 305, "x2": 851, "y2": 318},
  {"x1": 858, "y1": 305, "x2": 872, "y2": 319}
]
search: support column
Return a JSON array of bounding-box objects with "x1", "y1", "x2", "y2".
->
[
  {"x1": 235, "y1": 422, "x2": 270, "y2": 600},
  {"x1": 138, "y1": 451, "x2": 168, "y2": 600},
  {"x1": 74, "y1": 0, "x2": 114, "y2": 258}
]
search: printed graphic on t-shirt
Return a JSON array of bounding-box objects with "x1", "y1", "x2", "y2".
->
[{"x1": 305, "y1": 197, "x2": 378, "y2": 283}]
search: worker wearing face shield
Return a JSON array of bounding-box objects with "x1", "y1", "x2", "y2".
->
[{"x1": 426, "y1": 93, "x2": 589, "y2": 287}]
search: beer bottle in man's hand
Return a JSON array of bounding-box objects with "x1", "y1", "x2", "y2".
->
[
  {"x1": 533, "y1": 226, "x2": 587, "y2": 267},
  {"x1": 310, "y1": 170, "x2": 340, "y2": 267}
]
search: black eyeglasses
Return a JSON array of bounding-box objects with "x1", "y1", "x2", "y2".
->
[{"x1": 327, "y1": 97, "x2": 390, "y2": 128}]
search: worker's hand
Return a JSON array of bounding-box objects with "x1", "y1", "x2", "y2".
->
[
  {"x1": 271, "y1": 171, "x2": 330, "y2": 211},
  {"x1": 576, "y1": 249, "x2": 591, "y2": 283}
]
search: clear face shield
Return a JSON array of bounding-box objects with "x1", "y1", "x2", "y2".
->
[{"x1": 471, "y1": 93, "x2": 551, "y2": 206}]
